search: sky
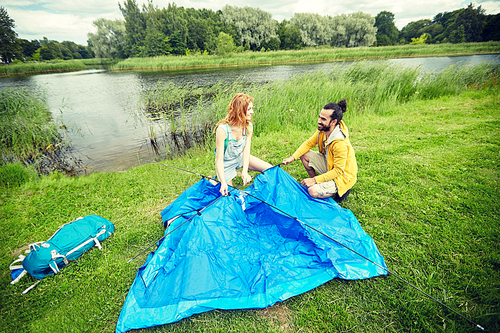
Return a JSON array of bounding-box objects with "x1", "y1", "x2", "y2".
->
[{"x1": 2, "y1": 0, "x2": 500, "y2": 46}]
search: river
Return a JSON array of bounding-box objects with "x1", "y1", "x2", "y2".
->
[{"x1": 1, "y1": 54, "x2": 499, "y2": 174}]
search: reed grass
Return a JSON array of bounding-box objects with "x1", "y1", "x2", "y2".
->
[
  {"x1": 0, "y1": 59, "x2": 117, "y2": 77},
  {"x1": 0, "y1": 88, "x2": 63, "y2": 166},
  {"x1": 143, "y1": 61, "x2": 499, "y2": 145},
  {"x1": 112, "y1": 42, "x2": 500, "y2": 71}
]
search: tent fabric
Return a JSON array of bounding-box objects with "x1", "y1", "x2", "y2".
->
[{"x1": 116, "y1": 166, "x2": 387, "y2": 333}]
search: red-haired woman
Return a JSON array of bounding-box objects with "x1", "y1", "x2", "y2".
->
[{"x1": 215, "y1": 93, "x2": 272, "y2": 196}]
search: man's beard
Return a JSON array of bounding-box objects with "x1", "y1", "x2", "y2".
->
[{"x1": 318, "y1": 123, "x2": 331, "y2": 132}]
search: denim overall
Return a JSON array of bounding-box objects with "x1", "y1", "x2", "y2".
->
[{"x1": 215, "y1": 124, "x2": 246, "y2": 182}]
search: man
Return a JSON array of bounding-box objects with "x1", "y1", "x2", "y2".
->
[{"x1": 282, "y1": 99, "x2": 357, "y2": 201}]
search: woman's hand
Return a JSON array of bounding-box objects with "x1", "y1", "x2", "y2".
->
[
  {"x1": 220, "y1": 182, "x2": 229, "y2": 196},
  {"x1": 242, "y1": 172, "x2": 252, "y2": 185}
]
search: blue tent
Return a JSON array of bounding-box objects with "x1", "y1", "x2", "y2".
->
[{"x1": 116, "y1": 166, "x2": 387, "y2": 333}]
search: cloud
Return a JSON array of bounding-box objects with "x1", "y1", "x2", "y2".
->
[{"x1": 8, "y1": 7, "x2": 97, "y2": 44}]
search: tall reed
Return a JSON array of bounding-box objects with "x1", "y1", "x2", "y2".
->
[
  {"x1": 0, "y1": 60, "x2": 88, "y2": 77},
  {"x1": 0, "y1": 88, "x2": 63, "y2": 165},
  {"x1": 144, "y1": 61, "x2": 499, "y2": 138},
  {"x1": 112, "y1": 42, "x2": 500, "y2": 71}
]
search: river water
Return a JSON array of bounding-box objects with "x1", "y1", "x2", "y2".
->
[{"x1": 2, "y1": 54, "x2": 499, "y2": 174}]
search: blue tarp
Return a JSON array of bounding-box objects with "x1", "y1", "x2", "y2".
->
[{"x1": 116, "y1": 166, "x2": 387, "y2": 333}]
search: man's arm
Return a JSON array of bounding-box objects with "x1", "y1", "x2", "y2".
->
[{"x1": 282, "y1": 130, "x2": 319, "y2": 164}]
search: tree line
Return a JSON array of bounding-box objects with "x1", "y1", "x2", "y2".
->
[
  {"x1": 1, "y1": 2, "x2": 499, "y2": 63},
  {"x1": 0, "y1": 7, "x2": 93, "y2": 63},
  {"x1": 376, "y1": 4, "x2": 500, "y2": 45},
  {"x1": 88, "y1": 1, "x2": 500, "y2": 59}
]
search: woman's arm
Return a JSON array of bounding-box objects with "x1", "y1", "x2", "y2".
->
[
  {"x1": 241, "y1": 123, "x2": 253, "y2": 185},
  {"x1": 215, "y1": 126, "x2": 228, "y2": 195}
]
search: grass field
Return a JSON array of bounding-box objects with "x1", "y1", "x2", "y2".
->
[
  {"x1": 0, "y1": 59, "x2": 117, "y2": 77},
  {"x1": 112, "y1": 42, "x2": 500, "y2": 71},
  {"x1": 0, "y1": 61, "x2": 499, "y2": 332}
]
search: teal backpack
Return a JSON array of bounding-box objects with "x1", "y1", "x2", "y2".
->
[{"x1": 9, "y1": 215, "x2": 114, "y2": 293}]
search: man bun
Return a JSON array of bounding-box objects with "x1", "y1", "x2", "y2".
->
[{"x1": 338, "y1": 99, "x2": 347, "y2": 113}]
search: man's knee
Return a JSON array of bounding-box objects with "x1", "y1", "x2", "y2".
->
[{"x1": 308, "y1": 186, "x2": 328, "y2": 199}]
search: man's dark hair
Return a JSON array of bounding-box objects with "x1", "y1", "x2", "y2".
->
[{"x1": 323, "y1": 99, "x2": 347, "y2": 124}]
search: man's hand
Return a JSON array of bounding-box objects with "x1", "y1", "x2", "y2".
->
[
  {"x1": 282, "y1": 156, "x2": 295, "y2": 165},
  {"x1": 301, "y1": 177, "x2": 317, "y2": 188}
]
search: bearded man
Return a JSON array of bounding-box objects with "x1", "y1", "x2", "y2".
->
[{"x1": 282, "y1": 99, "x2": 357, "y2": 202}]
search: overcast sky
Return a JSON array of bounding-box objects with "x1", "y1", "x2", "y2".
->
[{"x1": 3, "y1": 0, "x2": 500, "y2": 45}]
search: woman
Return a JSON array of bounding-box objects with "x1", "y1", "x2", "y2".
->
[{"x1": 215, "y1": 93, "x2": 272, "y2": 196}]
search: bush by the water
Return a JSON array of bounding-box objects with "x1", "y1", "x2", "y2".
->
[{"x1": 0, "y1": 88, "x2": 63, "y2": 166}]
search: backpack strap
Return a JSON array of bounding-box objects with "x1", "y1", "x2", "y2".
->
[{"x1": 10, "y1": 256, "x2": 27, "y2": 285}]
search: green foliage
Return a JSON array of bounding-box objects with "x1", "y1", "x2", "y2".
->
[
  {"x1": 329, "y1": 12, "x2": 377, "y2": 47},
  {"x1": 410, "y1": 33, "x2": 430, "y2": 44},
  {"x1": 17, "y1": 39, "x2": 41, "y2": 60},
  {"x1": 216, "y1": 32, "x2": 235, "y2": 55},
  {"x1": 220, "y1": 5, "x2": 279, "y2": 50},
  {"x1": 0, "y1": 88, "x2": 63, "y2": 165},
  {"x1": 87, "y1": 18, "x2": 126, "y2": 59},
  {"x1": 0, "y1": 7, "x2": 20, "y2": 63},
  {"x1": 0, "y1": 59, "x2": 89, "y2": 76},
  {"x1": 483, "y1": 13, "x2": 500, "y2": 41},
  {"x1": 119, "y1": 0, "x2": 146, "y2": 57},
  {"x1": 401, "y1": 3, "x2": 495, "y2": 45},
  {"x1": 279, "y1": 23, "x2": 303, "y2": 50},
  {"x1": 142, "y1": 25, "x2": 172, "y2": 57},
  {"x1": 375, "y1": 11, "x2": 399, "y2": 46},
  {"x1": 289, "y1": 13, "x2": 330, "y2": 47},
  {"x1": 109, "y1": 42, "x2": 500, "y2": 72},
  {"x1": 0, "y1": 162, "x2": 36, "y2": 188},
  {"x1": 170, "y1": 30, "x2": 187, "y2": 55}
]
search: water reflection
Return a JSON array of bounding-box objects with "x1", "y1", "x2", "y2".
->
[{"x1": 1, "y1": 54, "x2": 499, "y2": 174}]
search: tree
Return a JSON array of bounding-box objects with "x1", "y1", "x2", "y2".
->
[
  {"x1": 279, "y1": 23, "x2": 302, "y2": 50},
  {"x1": 119, "y1": 0, "x2": 146, "y2": 57},
  {"x1": 400, "y1": 19, "x2": 432, "y2": 43},
  {"x1": 448, "y1": 25, "x2": 466, "y2": 43},
  {"x1": 39, "y1": 37, "x2": 63, "y2": 60},
  {"x1": 87, "y1": 18, "x2": 126, "y2": 59},
  {"x1": 216, "y1": 31, "x2": 235, "y2": 55},
  {"x1": 170, "y1": 30, "x2": 186, "y2": 55},
  {"x1": 451, "y1": 4, "x2": 485, "y2": 42},
  {"x1": 0, "y1": 7, "x2": 20, "y2": 63},
  {"x1": 374, "y1": 11, "x2": 399, "y2": 46},
  {"x1": 410, "y1": 33, "x2": 430, "y2": 44},
  {"x1": 142, "y1": 19, "x2": 172, "y2": 57},
  {"x1": 482, "y1": 13, "x2": 500, "y2": 41},
  {"x1": 289, "y1": 13, "x2": 330, "y2": 47},
  {"x1": 220, "y1": 5, "x2": 278, "y2": 50},
  {"x1": 330, "y1": 12, "x2": 377, "y2": 47},
  {"x1": 18, "y1": 39, "x2": 41, "y2": 60}
]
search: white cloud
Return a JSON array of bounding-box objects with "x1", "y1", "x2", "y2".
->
[{"x1": 8, "y1": 7, "x2": 96, "y2": 44}]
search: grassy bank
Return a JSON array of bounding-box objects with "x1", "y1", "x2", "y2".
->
[
  {"x1": 0, "y1": 88, "x2": 64, "y2": 170},
  {"x1": 0, "y1": 59, "x2": 117, "y2": 77},
  {"x1": 113, "y1": 42, "x2": 500, "y2": 71},
  {"x1": 0, "y1": 65, "x2": 499, "y2": 332}
]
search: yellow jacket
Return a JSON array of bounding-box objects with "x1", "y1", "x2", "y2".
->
[{"x1": 292, "y1": 121, "x2": 357, "y2": 196}]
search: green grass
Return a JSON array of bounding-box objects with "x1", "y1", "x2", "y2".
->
[
  {"x1": 112, "y1": 42, "x2": 500, "y2": 71},
  {"x1": 0, "y1": 63, "x2": 499, "y2": 332},
  {"x1": 0, "y1": 88, "x2": 65, "y2": 169},
  {"x1": 0, "y1": 59, "x2": 117, "y2": 77}
]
